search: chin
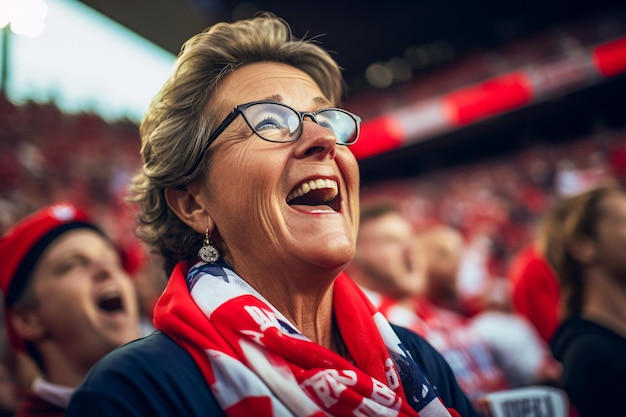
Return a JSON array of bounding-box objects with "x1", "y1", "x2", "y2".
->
[
  {"x1": 287, "y1": 237, "x2": 355, "y2": 270},
  {"x1": 310, "y1": 251, "x2": 354, "y2": 271}
]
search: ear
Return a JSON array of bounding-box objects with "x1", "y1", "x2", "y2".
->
[
  {"x1": 10, "y1": 308, "x2": 46, "y2": 344},
  {"x1": 164, "y1": 182, "x2": 214, "y2": 234},
  {"x1": 567, "y1": 236, "x2": 597, "y2": 265}
]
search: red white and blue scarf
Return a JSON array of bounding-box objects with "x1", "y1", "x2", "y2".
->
[{"x1": 154, "y1": 260, "x2": 459, "y2": 417}]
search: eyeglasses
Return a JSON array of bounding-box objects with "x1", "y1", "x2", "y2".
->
[
  {"x1": 207, "y1": 100, "x2": 361, "y2": 148},
  {"x1": 184, "y1": 100, "x2": 361, "y2": 178}
]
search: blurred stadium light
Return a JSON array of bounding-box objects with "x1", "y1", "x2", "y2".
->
[{"x1": 0, "y1": 0, "x2": 176, "y2": 123}]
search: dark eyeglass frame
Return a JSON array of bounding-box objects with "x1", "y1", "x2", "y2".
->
[{"x1": 184, "y1": 100, "x2": 361, "y2": 178}]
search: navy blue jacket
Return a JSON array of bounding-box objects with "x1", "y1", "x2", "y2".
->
[{"x1": 67, "y1": 326, "x2": 478, "y2": 416}]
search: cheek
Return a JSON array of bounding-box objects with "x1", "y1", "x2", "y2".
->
[
  {"x1": 206, "y1": 155, "x2": 252, "y2": 210},
  {"x1": 369, "y1": 247, "x2": 401, "y2": 269},
  {"x1": 36, "y1": 279, "x2": 89, "y2": 312},
  {"x1": 33, "y1": 292, "x2": 85, "y2": 332},
  {"x1": 207, "y1": 144, "x2": 280, "y2": 199},
  {"x1": 602, "y1": 232, "x2": 626, "y2": 264},
  {"x1": 429, "y1": 259, "x2": 450, "y2": 276},
  {"x1": 615, "y1": 228, "x2": 626, "y2": 245},
  {"x1": 206, "y1": 150, "x2": 285, "y2": 240},
  {"x1": 343, "y1": 159, "x2": 360, "y2": 211},
  {"x1": 120, "y1": 277, "x2": 137, "y2": 298},
  {"x1": 210, "y1": 168, "x2": 276, "y2": 219},
  {"x1": 121, "y1": 282, "x2": 140, "y2": 316},
  {"x1": 597, "y1": 224, "x2": 626, "y2": 252}
]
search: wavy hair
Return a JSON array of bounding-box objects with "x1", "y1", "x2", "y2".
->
[
  {"x1": 128, "y1": 13, "x2": 345, "y2": 274},
  {"x1": 541, "y1": 185, "x2": 621, "y2": 318}
]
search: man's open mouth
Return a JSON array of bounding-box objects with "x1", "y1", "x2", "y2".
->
[{"x1": 97, "y1": 290, "x2": 125, "y2": 314}]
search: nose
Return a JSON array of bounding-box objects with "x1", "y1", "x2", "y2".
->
[
  {"x1": 293, "y1": 116, "x2": 337, "y2": 160},
  {"x1": 92, "y1": 259, "x2": 127, "y2": 283},
  {"x1": 92, "y1": 261, "x2": 114, "y2": 283}
]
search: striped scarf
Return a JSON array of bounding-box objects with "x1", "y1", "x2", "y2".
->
[{"x1": 154, "y1": 260, "x2": 459, "y2": 417}]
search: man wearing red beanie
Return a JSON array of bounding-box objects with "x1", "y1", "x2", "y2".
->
[{"x1": 0, "y1": 202, "x2": 141, "y2": 417}]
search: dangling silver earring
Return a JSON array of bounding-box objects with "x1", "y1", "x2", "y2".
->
[{"x1": 198, "y1": 228, "x2": 219, "y2": 263}]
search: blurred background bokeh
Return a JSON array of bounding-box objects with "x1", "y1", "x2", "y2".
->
[{"x1": 1, "y1": 0, "x2": 626, "y2": 299}]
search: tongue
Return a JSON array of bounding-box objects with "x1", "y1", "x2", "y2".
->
[
  {"x1": 289, "y1": 193, "x2": 323, "y2": 206},
  {"x1": 288, "y1": 194, "x2": 334, "y2": 212},
  {"x1": 288, "y1": 188, "x2": 336, "y2": 207}
]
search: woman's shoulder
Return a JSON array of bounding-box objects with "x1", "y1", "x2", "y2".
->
[
  {"x1": 552, "y1": 316, "x2": 626, "y2": 362},
  {"x1": 67, "y1": 331, "x2": 225, "y2": 417},
  {"x1": 390, "y1": 324, "x2": 479, "y2": 417},
  {"x1": 391, "y1": 324, "x2": 430, "y2": 348},
  {"x1": 88, "y1": 330, "x2": 216, "y2": 389},
  {"x1": 88, "y1": 331, "x2": 192, "y2": 377},
  {"x1": 390, "y1": 323, "x2": 456, "y2": 378}
]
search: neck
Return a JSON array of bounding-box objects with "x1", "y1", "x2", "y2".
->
[
  {"x1": 234, "y1": 260, "x2": 340, "y2": 351},
  {"x1": 272, "y1": 285, "x2": 336, "y2": 350},
  {"x1": 37, "y1": 344, "x2": 92, "y2": 387},
  {"x1": 582, "y1": 270, "x2": 626, "y2": 338}
]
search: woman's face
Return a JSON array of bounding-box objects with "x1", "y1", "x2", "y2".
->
[
  {"x1": 197, "y1": 62, "x2": 360, "y2": 275},
  {"x1": 593, "y1": 191, "x2": 626, "y2": 280}
]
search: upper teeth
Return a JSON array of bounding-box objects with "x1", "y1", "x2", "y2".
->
[{"x1": 288, "y1": 178, "x2": 338, "y2": 201}]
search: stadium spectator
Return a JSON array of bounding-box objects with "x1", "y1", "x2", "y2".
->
[
  {"x1": 66, "y1": 13, "x2": 474, "y2": 417},
  {"x1": 345, "y1": 203, "x2": 433, "y2": 338},
  {"x1": 413, "y1": 225, "x2": 511, "y2": 403},
  {"x1": 350, "y1": 204, "x2": 559, "y2": 409},
  {"x1": 0, "y1": 202, "x2": 141, "y2": 416},
  {"x1": 546, "y1": 185, "x2": 626, "y2": 417}
]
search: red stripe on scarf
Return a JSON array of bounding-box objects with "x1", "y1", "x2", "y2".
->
[{"x1": 334, "y1": 272, "x2": 407, "y2": 399}]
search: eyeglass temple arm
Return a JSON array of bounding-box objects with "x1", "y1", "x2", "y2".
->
[
  {"x1": 183, "y1": 109, "x2": 241, "y2": 178},
  {"x1": 205, "y1": 109, "x2": 242, "y2": 147}
]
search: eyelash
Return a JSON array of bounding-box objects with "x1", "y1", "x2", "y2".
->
[
  {"x1": 255, "y1": 115, "x2": 281, "y2": 131},
  {"x1": 57, "y1": 256, "x2": 88, "y2": 274},
  {"x1": 56, "y1": 253, "x2": 122, "y2": 275}
]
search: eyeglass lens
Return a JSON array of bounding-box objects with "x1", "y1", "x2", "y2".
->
[{"x1": 242, "y1": 102, "x2": 358, "y2": 144}]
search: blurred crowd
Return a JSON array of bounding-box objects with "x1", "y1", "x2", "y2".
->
[
  {"x1": 0, "y1": 96, "x2": 141, "y2": 247},
  {"x1": 360, "y1": 129, "x2": 626, "y2": 304}
]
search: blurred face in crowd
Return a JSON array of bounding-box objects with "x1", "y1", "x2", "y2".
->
[
  {"x1": 188, "y1": 62, "x2": 360, "y2": 279},
  {"x1": 589, "y1": 190, "x2": 626, "y2": 282},
  {"x1": 353, "y1": 211, "x2": 425, "y2": 298},
  {"x1": 420, "y1": 226, "x2": 464, "y2": 302},
  {"x1": 14, "y1": 229, "x2": 140, "y2": 371}
]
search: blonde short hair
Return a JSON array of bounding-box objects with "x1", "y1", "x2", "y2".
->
[{"x1": 128, "y1": 13, "x2": 345, "y2": 274}]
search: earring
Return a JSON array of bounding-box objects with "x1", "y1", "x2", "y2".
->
[{"x1": 198, "y1": 228, "x2": 219, "y2": 263}]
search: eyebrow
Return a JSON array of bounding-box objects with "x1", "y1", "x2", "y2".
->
[
  {"x1": 262, "y1": 94, "x2": 283, "y2": 102},
  {"x1": 313, "y1": 96, "x2": 333, "y2": 107},
  {"x1": 260, "y1": 94, "x2": 333, "y2": 108}
]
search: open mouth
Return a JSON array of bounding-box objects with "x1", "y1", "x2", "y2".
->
[
  {"x1": 97, "y1": 291, "x2": 125, "y2": 314},
  {"x1": 286, "y1": 178, "x2": 340, "y2": 212}
]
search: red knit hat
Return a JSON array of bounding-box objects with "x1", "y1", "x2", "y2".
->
[{"x1": 0, "y1": 202, "x2": 101, "y2": 350}]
